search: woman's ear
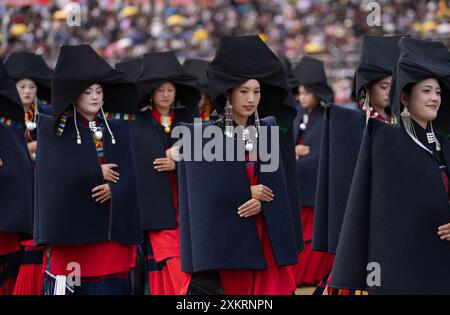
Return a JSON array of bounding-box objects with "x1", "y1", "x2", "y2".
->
[{"x1": 400, "y1": 91, "x2": 408, "y2": 107}]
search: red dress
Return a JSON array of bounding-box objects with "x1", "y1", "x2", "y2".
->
[
  {"x1": 0, "y1": 232, "x2": 22, "y2": 294},
  {"x1": 147, "y1": 107, "x2": 189, "y2": 295},
  {"x1": 294, "y1": 134, "x2": 334, "y2": 286},
  {"x1": 45, "y1": 114, "x2": 135, "y2": 294}
]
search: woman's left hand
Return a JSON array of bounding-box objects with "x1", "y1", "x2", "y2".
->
[
  {"x1": 153, "y1": 157, "x2": 176, "y2": 172},
  {"x1": 237, "y1": 198, "x2": 262, "y2": 218},
  {"x1": 91, "y1": 183, "x2": 111, "y2": 203},
  {"x1": 438, "y1": 223, "x2": 450, "y2": 240}
]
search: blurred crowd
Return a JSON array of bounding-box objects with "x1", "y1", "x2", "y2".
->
[{"x1": 2, "y1": 0, "x2": 450, "y2": 104}]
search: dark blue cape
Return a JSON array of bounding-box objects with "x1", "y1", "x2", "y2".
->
[
  {"x1": 0, "y1": 123, "x2": 33, "y2": 235},
  {"x1": 312, "y1": 104, "x2": 365, "y2": 253},
  {"x1": 331, "y1": 119, "x2": 450, "y2": 294},
  {"x1": 179, "y1": 117, "x2": 298, "y2": 272},
  {"x1": 130, "y1": 107, "x2": 194, "y2": 230},
  {"x1": 34, "y1": 114, "x2": 142, "y2": 245},
  {"x1": 296, "y1": 105, "x2": 325, "y2": 207}
]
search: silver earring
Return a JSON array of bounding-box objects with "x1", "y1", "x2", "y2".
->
[
  {"x1": 401, "y1": 105, "x2": 417, "y2": 139},
  {"x1": 224, "y1": 99, "x2": 234, "y2": 138}
]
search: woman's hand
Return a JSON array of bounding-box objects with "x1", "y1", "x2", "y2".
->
[
  {"x1": 92, "y1": 183, "x2": 111, "y2": 203},
  {"x1": 250, "y1": 184, "x2": 274, "y2": 202},
  {"x1": 237, "y1": 198, "x2": 262, "y2": 218},
  {"x1": 295, "y1": 144, "x2": 310, "y2": 160},
  {"x1": 166, "y1": 146, "x2": 180, "y2": 162},
  {"x1": 101, "y1": 163, "x2": 120, "y2": 183},
  {"x1": 27, "y1": 141, "x2": 37, "y2": 156},
  {"x1": 438, "y1": 222, "x2": 450, "y2": 240},
  {"x1": 153, "y1": 157, "x2": 176, "y2": 172}
]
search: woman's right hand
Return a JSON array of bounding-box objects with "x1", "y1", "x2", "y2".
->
[
  {"x1": 250, "y1": 184, "x2": 274, "y2": 202},
  {"x1": 295, "y1": 144, "x2": 310, "y2": 160},
  {"x1": 101, "y1": 163, "x2": 120, "y2": 183}
]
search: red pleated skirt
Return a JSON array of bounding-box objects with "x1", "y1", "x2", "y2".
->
[
  {"x1": 147, "y1": 231, "x2": 188, "y2": 295},
  {"x1": 13, "y1": 241, "x2": 45, "y2": 295},
  {"x1": 294, "y1": 206, "x2": 334, "y2": 286}
]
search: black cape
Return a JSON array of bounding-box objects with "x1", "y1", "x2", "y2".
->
[
  {"x1": 179, "y1": 117, "x2": 298, "y2": 272},
  {"x1": 0, "y1": 60, "x2": 33, "y2": 235},
  {"x1": 312, "y1": 104, "x2": 365, "y2": 253},
  {"x1": 131, "y1": 107, "x2": 194, "y2": 230},
  {"x1": 34, "y1": 114, "x2": 142, "y2": 245},
  {"x1": 331, "y1": 119, "x2": 450, "y2": 294},
  {"x1": 0, "y1": 124, "x2": 33, "y2": 235},
  {"x1": 296, "y1": 105, "x2": 325, "y2": 207},
  {"x1": 5, "y1": 51, "x2": 53, "y2": 103}
]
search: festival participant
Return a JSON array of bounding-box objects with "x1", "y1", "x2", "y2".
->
[
  {"x1": 35, "y1": 45, "x2": 142, "y2": 295},
  {"x1": 292, "y1": 55, "x2": 334, "y2": 286},
  {"x1": 179, "y1": 35, "x2": 298, "y2": 295},
  {"x1": 0, "y1": 61, "x2": 33, "y2": 295},
  {"x1": 131, "y1": 51, "x2": 200, "y2": 295},
  {"x1": 331, "y1": 37, "x2": 450, "y2": 294}
]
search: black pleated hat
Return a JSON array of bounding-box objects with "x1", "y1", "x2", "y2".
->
[
  {"x1": 278, "y1": 54, "x2": 299, "y2": 91},
  {"x1": 135, "y1": 51, "x2": 201, "y2": 113},
  {"x1": 389, "y1": 37, "x2": 450, "y2": 132},
  {"x1": 182, "y1": 58, "x2": 210, "y2": 93},
  {"x1": 0, "y1": 59, "x2": 23, "y2": 122},
  {"x1": 292, "y1": 55, "x2": 334, "y2": 104},
  {"x1": 4, "y1": 51, "x2": 52, "y2": 103},
  {"x1": 51, "y1": 45, "x2": 137, "y2": 123},
  {"x1": 354, "y1": 35, "x2": 402, "y2": 97},
  {"x1": 207, "y1": 35, "x2": 289, "y2": 117},
  {"x1": 115, "y1": 57, "x2": 142, "y2": 81}
]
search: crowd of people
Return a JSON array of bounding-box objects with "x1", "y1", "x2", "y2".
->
[{"x1": 2, "y1": 0, "x2": 450, "y2": 104}]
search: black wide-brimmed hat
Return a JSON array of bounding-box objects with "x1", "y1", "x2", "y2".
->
[
  {"x1": 0, "y1": 59, "x2": 23, "y2": 122},
  {"x1": 292, "y1": 55, "x2": 334, "y2": 104},
  {"x1": 51, "y1": 44, "x2": 137, "y2": 123},
  {"x1": 354, "y1": 35, "x2": 402, "y2": 97},
  {"x1": 182, "y1": 58, "x2": 210, "y2": 93},
  {"x1": 389, "y1": 37, "x2": 450, "y2": 133},
  {"x1": 135, "y1": 51, "x2": 201, "y2": 113},
  {"x1": 5, "y1": 51, "x2": 53, "y2": 103},
  {"x1": 207, "y1": 35, "x2": 289, "y2": 117},
  {"x1": 115, "y1": 57, "x2": 142, "y2": 81}
]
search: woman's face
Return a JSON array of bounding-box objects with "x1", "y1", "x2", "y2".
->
[
  {"x1": 16, "y1": 79, "x2": 37, "y2": 108},
  {"x1": 367, "y1": 76, "x2": 392, "y2": 109},
  {"x1": 402, "y1": 78, "x2": 441, "y2": 126},
  {"x1": 228, "y1": 79, "x2": 261, "y2": 119},
  {"x1": 75, "y1": 84, "x2": 104, "y2": 120},
  {"x1": 298, "y1": 85, "x2": 319, "y2": 110},
  {"x1": 152, "y1": 82, "x2": 176, "y2": 111}
]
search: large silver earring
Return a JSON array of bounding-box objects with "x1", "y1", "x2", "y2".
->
[
  {"x1": 224, "y1": 99, "x2": 234, "y2": 138},
  {"x1": 362, "y1": 91, "x2": 372, "y2": 123},
  {"x1": 401, "y1": 105, "x2": 417, "y2": 139},
  {"x1": 253, "y1": 108, "x2": 260, "y2": 137}
]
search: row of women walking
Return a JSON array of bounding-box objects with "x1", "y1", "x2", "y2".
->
[{"x1": 2, "y1": 33, "x2": 450, "y2": 295}]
